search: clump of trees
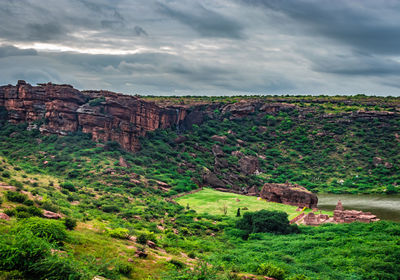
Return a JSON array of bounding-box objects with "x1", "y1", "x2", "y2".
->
[{"x1": 236, "y1": 210, "x2": 299, "y2": 238}]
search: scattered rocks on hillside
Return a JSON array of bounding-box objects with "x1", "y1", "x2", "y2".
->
[
  {"x1": 239, "y1": 156, "x2": 259, "y2": 175},
  {"x1": 260, "y1": 183, "x2": 318, "y2": 208},
  {"x1": 0, "y1": 213, "x2": 10, "y2": 221},
  {"x1": 212, "y1": 144, "x2": 224, "y2": 157},
  {"x1": 211, "y1": 135, "x2": 227, "y2": 144},
  {"x1": 258, "y1": 126, "x2": 268, "y2": 133},
  {"x1": 119, "y1": 156, "x2": 129, "y2": 168},
  {"x1": 43, "y1": 210, "x2": 62, "y2": 219},
  {"x1": 202, "y1": 170, "x2": 225, "y2": 188},
  {"x1": 174, "y1": 135, "x2": 188, "y2": 144},
  {"x1": 214, "y1": 157, "x2": 229, "y2": 169},
  {"x1": 373, "y1": 156, "x2": 393, "y2": 168},
  {"x1": 147, "y1": 240, "x2": 157, "y2": 248},
  {"x1": 231, "y1": 150, "x2": 244, "y2": 157}
]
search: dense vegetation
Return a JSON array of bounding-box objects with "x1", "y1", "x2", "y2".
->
[{"x1": 0, "y1": 96, "x2": 399, "y2": 279}]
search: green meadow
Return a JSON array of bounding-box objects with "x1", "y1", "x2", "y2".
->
[{"x1": 176, "y1": 188, "x2": 332, "y2": 220}]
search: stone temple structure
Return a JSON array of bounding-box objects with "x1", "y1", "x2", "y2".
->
[{"x1": 333, "y1": 200, "x2": 380, "y2": 223}]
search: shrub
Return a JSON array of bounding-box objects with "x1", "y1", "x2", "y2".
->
[
  {"x1": 256, "y1": 263, "x2": 286, "y2": 280},
  {"x1": 236, "y1": 210, "x2": 297, "y2": 237},
  {"x1": 15, "y1": 205, "x2": 42, "y2": 217},
  {"x1": 30, "y1": 255, "x2": 83, "y2": 280},
  {"x1": 2, "y1": 171, "x2": 11, "y2": 178},
  {"x1": 0, "y1": 230, "x2": 51, "y2": 272},
  {"x1": 60, "y1": 182, "x2": 76, "y2": 192},
  {"x1": 5, "y1": 191, "x2": 27, "y2": 203},
  {"x1": 4, "y1": 209, "x2": 16, "y2": 217},
  {"x1": 14, "y1": 217, "x2": 67, "y2": 244},
  {"x1": 0, "y1": 197, "x2": 2, "y2": 206},
  {"x1": 136, "y1": 233, "x2": 148, "y2": 245},
  {"x1": 63, "y1": 217, "x2": 77, "y2": 230},
  {"x1": 102, "y1": 205, "x2": 120, "y2": 213},
  {"x1": 108, "y1": 228, "x2": 130, "y2": 239},
  {"x1": 22, "y1": 199, "x2": 34, "y2": 206}
]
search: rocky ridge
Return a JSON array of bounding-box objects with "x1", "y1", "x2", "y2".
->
[{"x1": 1, "y1": 81, "x2": 398, "y2": 152}]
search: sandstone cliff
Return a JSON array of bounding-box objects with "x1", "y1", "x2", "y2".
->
[{"x1": 0, "y1": 81, "x2": 200, "y2": 151}]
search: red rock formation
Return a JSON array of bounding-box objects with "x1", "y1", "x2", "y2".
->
[
  {"x1": 0, "y1": 81, "x2": 190, "y2": 151},
  {"x1": 260, "y1": 183, "x2": 318, "y2": 208}
]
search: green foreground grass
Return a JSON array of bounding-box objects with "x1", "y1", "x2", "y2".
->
[{"x1": 176, "y1": 188, "x2": 332, "y2": 220}]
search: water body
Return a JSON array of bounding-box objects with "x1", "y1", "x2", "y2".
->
[{"x1": 317, "y1": 194, "x2": 400, "y2": 222}]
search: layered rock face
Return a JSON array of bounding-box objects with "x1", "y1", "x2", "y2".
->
[
  {"x1": 0, "y1": 81, "x2": 193, "y2": 151},
  {"x1": 260, "y1": 183, "x2": 318, "y2": 208}
]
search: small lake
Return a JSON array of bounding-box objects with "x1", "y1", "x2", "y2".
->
[{"x1": 317, "y1": 194, "x2": 400, "y2": 222}]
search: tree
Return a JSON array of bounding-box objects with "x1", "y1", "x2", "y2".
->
[
  {"x1": 236, "y1": 210, "x2": 298, "y2": 238},
  {"x1": 236, "y1": 208, "x2": 241, "y2": 217}
]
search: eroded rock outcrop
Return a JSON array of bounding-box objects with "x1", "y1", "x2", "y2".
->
[
  {"x1": 260, "y1": 183, "x2": 318, "y2": 208},
  {"x1": 0, "y1": 81, "x2": 191, "y2": 151}
]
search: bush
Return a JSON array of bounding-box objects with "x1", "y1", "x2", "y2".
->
[
  {"x1": 60, "y1": 182, "x2": 76, "y2": 192},
  {"x1": 4, "y1": 209, "x2": 16, "y2": 217},
  {"x1": 136, "y1": 233, "x2": 148, "y2": 245},
  {"x1": 0, "y1": 230, "x2": 51, "y2": 272},
  {"x1": 15, "y1": 205, "x2": 42, "y2": 218},
  {"x1": 14, "y1": 217, "x2": 67, "y2": 244},
  {"x1": 30, "y1": 255, "x2": 83, "y2": 280},
  {"x1": 5, "y1": 191, "x2": 27, "y2": 203},
  {"x1": 2, "y1": 171, "x2": 11, "y2": 178},
  {"x1": 108, "y1": 228, "x2": 130, "y2": 239},
  {"x1": 63, "y1": 217, "x2": 77, "y2": 230},
  {"x1": 256, "y1": 263, "x2": 286, "y2": 280},
  {"x1": 236, "y1": 210, "x2": 297, "y2": 237}
]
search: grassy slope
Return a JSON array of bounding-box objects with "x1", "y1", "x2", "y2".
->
[{"x1": 176, "y1": 188, "x2": 332, "y2": 219}]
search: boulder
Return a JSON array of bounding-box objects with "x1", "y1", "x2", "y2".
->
[
  {"x1": 212, "y1": 144, "x2": 224, "y2": 157},
  {"x1": 211, "y1": 135, "x2": 227, "y2": 144},
  {"x1": 174, "y1": 135, "x2": 188, "y2": 144},
  {"x1": 203, "y1": 171, "x2": 225, "y2": 188},
  {"x1": 239, "y1": 156, "x2": 259, "y2": 175},
  {"x1": 260, "y1": 183, "x2": 318, "y2": 208},
  {"x1": 0, "y1": 213, "x2": 10, "y2": 221},
  {"x1": 43, "y1": 210, "x2": 62, "y2": 219},
  {"x1": 119, "y1": 156, "x2": 129, "y2": 168}
]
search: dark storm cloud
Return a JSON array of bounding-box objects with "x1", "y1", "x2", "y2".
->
[
  {"x1": 157, "y1": 2, "x2": 244, "y2": 39},
  {"x1": 240, "y1": 0, "x2": 400, "y2": 55},
  {"x1": 0, "y1": 0, "x2": 399, "y2": 95}
]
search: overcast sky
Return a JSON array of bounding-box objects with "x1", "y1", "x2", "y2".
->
[{"x1": 0, "y1": 0, "x2": 399, "y2": 96}]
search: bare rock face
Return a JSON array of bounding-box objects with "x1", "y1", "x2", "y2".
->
[
  {"x1": 260, "y1": 183, "x2": 318, "y2": 208},
  {"x1": 0, "y1": 81, "x2": 192, "y2": 151},
  {"x1": 239, "y1": 156, "x2": 259, "y2": 175},
  {"x1": 202, "y1": 170, "x2": 225, "y2": 188}
]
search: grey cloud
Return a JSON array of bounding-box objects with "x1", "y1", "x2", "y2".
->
[
  {"x1": 157, "y1": 2, "x2": 244, "y2": 39},
  {"x1": 0, "y1": 45, "x2": 37, "y2": 58},
  {"x1": 306, "y1": 52, "x2": 400, "y2": 76},
  {"x1": 134, "y1": 26, "x2": 148, "y2": 37},
  {"x1": 240, "y1": 0, "x2": 400, "y2": 55},
  {"x1": 0, "y1": 0, "x2": 399, "y2": 96},
  {"x1": 26, "y1": 22, "x2": 66, "y2": 41}
]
